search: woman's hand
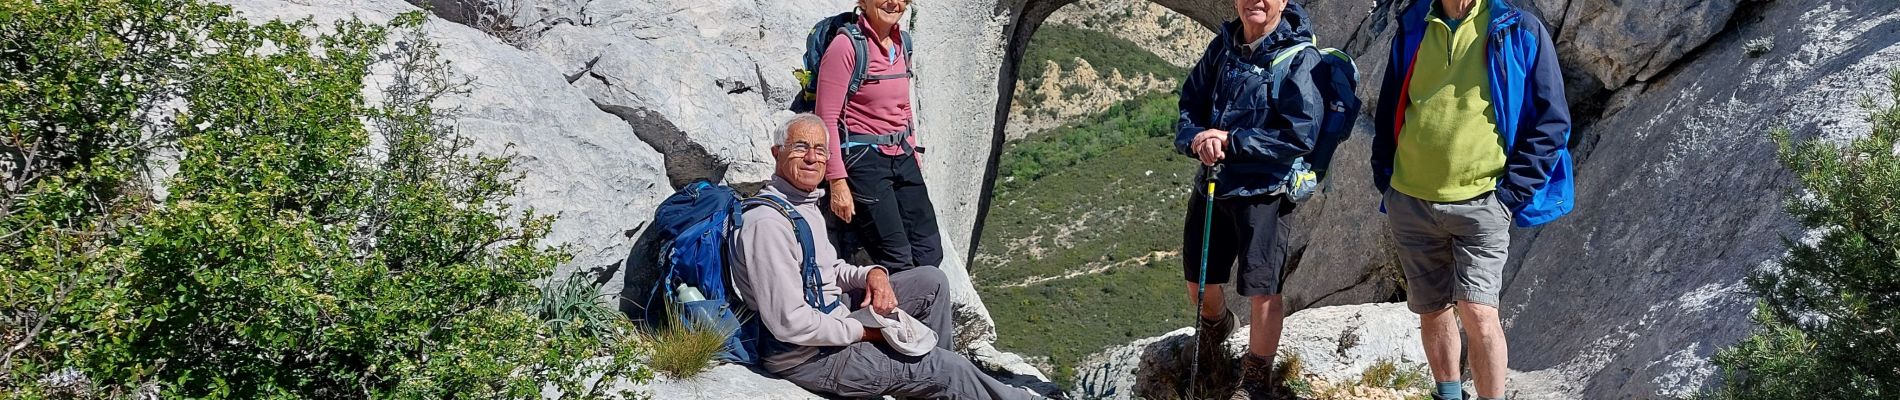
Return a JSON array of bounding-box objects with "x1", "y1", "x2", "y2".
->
[{"x1": 829, "y1": 180, "x2": 856, "y2": 223}]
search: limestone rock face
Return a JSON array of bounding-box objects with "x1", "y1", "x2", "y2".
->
[
  {"x1": 1549, "y1": 0, "x2": 1743, "y2": 91},
  {"x1": 404, "y1": 0, "x2": 1016, "y2": 360},
  {"x1": 1072, "y1": 303, "x2": 1430, "y2": 400},
  {"x1": 612, "y1": 364, "x2": 829, "y2": 400}
]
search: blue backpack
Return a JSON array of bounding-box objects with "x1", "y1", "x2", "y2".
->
[
  {"x1": 789, "y1": 12, "x2": 913, "y2": 114},
  {"x1": 649, "y1": 181, "x2": 840, "y2": 365},
  {"x1": 1267, "y1": 39, "x2": 1361, "y2": 203}
]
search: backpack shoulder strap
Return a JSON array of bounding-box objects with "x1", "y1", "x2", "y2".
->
[
  {"x1": 1269, "y1": 42, "x2": 1315, "y2": 74},
  {"x1": 739, "y1": 195, "x2": 840, "y2": 313},
  {"x1": 1267, "y1": 42, "x2": 1317, "y2": 94},
  {"x1": 901, "y1": 31, "x2": 915, "y2": 73},
  {"x1": 739, "y1": 195, "x2": 815, "y2": 273},
  {"x1": 838, "y1": 17, "x2": 872, "y2": 97}
]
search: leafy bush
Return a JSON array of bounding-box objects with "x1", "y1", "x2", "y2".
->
[
  {"x1": 1706, "y1": 71, "x2": 1900, "y2": 399},
  {"x1": 0, "y1": 1, "x2": 646, "y2": 398}
]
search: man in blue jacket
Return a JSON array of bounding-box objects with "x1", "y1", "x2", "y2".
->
[
  {"x1": 1174, "y1": 0, "x2": 1324, "y2": 397},
  {"x1": 1370, "y1": 0, "x2": 1576, "y2": 398}
]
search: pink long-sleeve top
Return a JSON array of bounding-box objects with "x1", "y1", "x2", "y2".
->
[{"x1": 815, "y1": 16, "x2": 918, "y2": 181}]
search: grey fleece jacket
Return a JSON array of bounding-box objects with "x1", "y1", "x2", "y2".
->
[{"x1": 732, "y1": 176, "x2": 883, "y2": 373}]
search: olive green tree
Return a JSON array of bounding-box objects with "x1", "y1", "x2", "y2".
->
[
  {"x1": 2, "y1": 1, "x2": 648, "y2": 398},
  {"x1": 1710, "y1": 71, "x2": 1900, "y2": 399}
]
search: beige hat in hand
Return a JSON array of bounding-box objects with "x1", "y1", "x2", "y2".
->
[{"x1": 848, "y1": 307, "x2": 938, "y2": 356}]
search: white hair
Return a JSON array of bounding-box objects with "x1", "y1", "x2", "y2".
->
[{"x1": 775, "y1": 113, "x2": 826, "y2": 145}]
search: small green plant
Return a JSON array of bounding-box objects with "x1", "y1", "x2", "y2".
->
[
  {"x1": 1743, "y1": 37, "x2": 1774, "y2": 58},
  {"x1": 536, "y1": 272, "x2": 628, "y2": 340},
  {"x1": 1278, "y1": 352, "x2": 1315, "y2": 398},
  {"x1": 1705, "y1": 70, "x2": 1900, "y2": 399},
  {"x1": 642, "y1": 304, "x2": 736, "y2": 380},
  {"x1": 1358, "y1": 359, "x2": 1430, "y2": 390}
]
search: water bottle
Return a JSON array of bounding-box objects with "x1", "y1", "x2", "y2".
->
[{"x1": 675, "y1": 283, "x2": 706, "y2": 303}]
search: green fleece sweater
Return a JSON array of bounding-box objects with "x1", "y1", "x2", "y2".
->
[{"x1": 1393, "y1": 0, "x2": 1506, "y2": 202}]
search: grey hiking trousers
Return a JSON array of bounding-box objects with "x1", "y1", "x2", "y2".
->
[{"x1": 775, "y1": 267, "x2": 1037, "y2": 400}]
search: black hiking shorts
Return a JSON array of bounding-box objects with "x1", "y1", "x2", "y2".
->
[{"x1": 1182, "y1": 193, "x2": 1291, "y2": 297}]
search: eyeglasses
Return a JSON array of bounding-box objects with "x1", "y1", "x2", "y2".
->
[{"x1": 782, "y1": 142, "x2": 829, "y2": 160}]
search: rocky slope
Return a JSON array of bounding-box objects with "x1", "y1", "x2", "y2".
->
[
  {"x1": 1005, "y1": 58, "x2": 1177, "y2": 139},
  {"x1": 1001, "y1": 0, "x2": 1216, "y2": 141},
  {"x1": 1045, "y1": 0, "x2": 1217, "y2": 67},
  {"x1": 1074, "y1": 303, "x2": 1434, "y2": 399}
]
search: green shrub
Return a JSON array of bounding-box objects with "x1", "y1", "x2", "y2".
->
[
  {"x1": 1706, "y1": 71, "x2": 1900, "y2": 399},
  {"x1": 0, "y1": 1, "x2": 647, "y2": 398}
]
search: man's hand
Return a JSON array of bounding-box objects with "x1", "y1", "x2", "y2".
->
[
  {"x1": 829, "y1": 180, "x2": 855, "y2": 223},
  {"x1": 1191, "y1": 129, "x2": 1229, "y2": 166},
  {"x1": 861, "y1": 268, "x2": 897, "y2": 315},
  {"x1": 862, "y1": 327, "x2": 884, "y2": 343}
]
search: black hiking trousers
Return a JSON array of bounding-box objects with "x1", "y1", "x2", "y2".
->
[{"x1": 838, "y1": 146, "x2": 943, "y2": 271}]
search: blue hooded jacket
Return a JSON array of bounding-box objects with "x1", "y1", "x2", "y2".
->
[
  {"x1": 1175, "y1": 3, "x2": 1325, "y2": 198},
  {"x1": 1371, "y1": 0, "x2": 1575, "y2": 227}
]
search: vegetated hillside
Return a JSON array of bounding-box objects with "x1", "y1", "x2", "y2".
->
[
  {"x1": 1004, "y1": 17, "x2": 1193, "y2": 140},
  {"x1": 975, "y1": 92, "x2": 1198, "y2": 386}
]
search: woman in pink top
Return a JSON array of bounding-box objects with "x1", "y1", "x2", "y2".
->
[{"x1": 816, "y1": 0, "x2": 942, "y2": 272}]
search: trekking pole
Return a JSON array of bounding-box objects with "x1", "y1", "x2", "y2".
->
[{"x1": 1188, "y1": 163, "x2": 1218, "y2": 399}]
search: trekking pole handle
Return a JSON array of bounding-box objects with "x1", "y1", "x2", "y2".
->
[{"x1": 1201, "y1": 164, "x2": 1222, "y2": 198}]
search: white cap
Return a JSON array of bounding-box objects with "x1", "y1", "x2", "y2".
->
[{"x1": 848, "y1": 307, "x2": 938, "y2": 356}]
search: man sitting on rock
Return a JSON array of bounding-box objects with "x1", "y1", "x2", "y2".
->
[{"x1": 732, "y1": 113, "x2": 1038, "y2": 400}]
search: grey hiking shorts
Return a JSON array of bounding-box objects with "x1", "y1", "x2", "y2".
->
[{"x1": 1383, "y1": 189, "x2": 1510, "y2": 314}]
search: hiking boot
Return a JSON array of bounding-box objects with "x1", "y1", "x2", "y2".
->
[
  {"x1": 1182, "y1": 309, "x2": 1236, "y2": 399},
  {"x1": 1430, "y1": 389, "x2": 1478, "y2": 400},
  {"x1": 1234, "y1": 352, "x2": 1279, "y2": 400},
  {"x1": 1194, "y1": 308, "x2": 1235, "y2": 366}
]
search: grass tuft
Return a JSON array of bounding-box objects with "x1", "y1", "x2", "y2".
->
[
  {"x1": 1358, "y1": 359, "x2": 1430, "y2": 390},
  {"x1": 642, "y1": 304, "x2": 733, "y2": 380}
]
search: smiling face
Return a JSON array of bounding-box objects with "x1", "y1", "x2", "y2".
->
[
  {"x1": 1233, "y1": 0, "x2": 1284, "y2": 31},
  {"x1": 858, "y1": 0, "x2": 908, "y2": 30},
  {"x1": 773, "y1": 118, "x2": 830, "y2": 193}
]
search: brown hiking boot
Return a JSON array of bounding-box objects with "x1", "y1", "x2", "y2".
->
[
  {"x1": 1181, "y1": 309, "x2": 1236, "y2": 399},
  {"x1": 1193, "y1": 308, "x2": 1235, "y2": 373},
  {"x1": 1234, "y1": 352, "x2": 1279, "y2": 400}
]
